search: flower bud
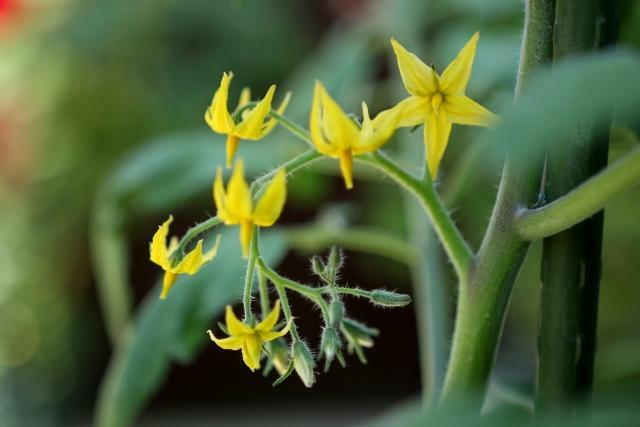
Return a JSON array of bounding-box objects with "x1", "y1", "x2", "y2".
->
[
  {"x1": 320, "y1": 327, "x2": 341, "y2": 362},
  {"x1": 327, "y1": 245, "x2": 343, "y2": 274},
  {"x1": 292, "y1": 340, "x2": 316, "y2": 388},
  {"x1": 369, "y1": 289, "x2": 412, "y2": 307},
  {"x1": 268, "y1": 339, "x2": 291, "y2": 376},
  {"x1": 310, "y1": 255, "x2": 327, "y2": 279},
  {"x1": 328, "y1": 300, "x2": 344, "y2": 329},
  {"x1": 342, "y1": 318, "x2": 378, "y2": 348}
]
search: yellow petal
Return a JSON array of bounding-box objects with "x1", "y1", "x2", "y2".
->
[
  {"x1": 207, "y1": 330, "x2": 244, "y2": 350},
  {"x1": 390, "y1": 96, "x2": 430, "y2": 128},
  {"x1": 234, "y1": 85, "x2": 275, "y2": 139},
  {"x1": 338, "y1": 150, "x2": 354, "y2": 189},
  {"x1": 225, "y1": 305, "x2": 253, "y2": 336},
  {"x1": 439, "y1": 32, "x2": 479, "y2": 95},
  {"x1": 317, "y1": 82, "x2": 359, "y2": 150},
  {"x1": 225, "y1": 134, "x2": 240, "y2": 168},
  {"x1": 255, "y1": 300, "x2": 281, "y2": 332},
  {"x1": 252, "y1": 169, "x2": 286, "y2": 227},
  {"x1": 226, "y1": 159, "x2": 252, "y2": 220},
  {"x1": 241, "y1": 333, "x2": 262, "y2": 371},
  {"x1": 159, "y1": 271, "x2": 177, "y2": 300},
  {"x1": 261, "y1": 91, "x2": 292, "y2": 136},
  {"x1": 214, "y1": 167, "x2": 235, "y2": 224},
  {"x1": 390, "y1": 38, "x2": 438, "y2": 97},
  {"x1": 239, "y1": 220, "x2": 253, "y2": 258},
  {"x1": 309, "y1": 81, "x2": 339, "y2": 156},
  {"x1": 237, "y1": 87, "x2": 251, "y2": 110},
  {"x1": 202, "y1": 235, "x2": 222, "y2": 263},
  {"x1": 149, "y1": 216, "x2": 173, "y2": 269},
  {"x1": 258, "y1": 319, "x2": 292, "y2": 342},
  {"x1": 425, "y1": 111, "x2": 453, "y2": 179},
  {"x1": 352, "y1": 104, "x2": 406, "y2": 155},
  {"x1": 205, "y1": 72, "x2": 235, "y2": 134},
  {"x1": 172, "y1": 240, "x2": 205, "y2": 274},
  {"x1": 444, "y1": 94, "x2": 499, "y2": 127}
]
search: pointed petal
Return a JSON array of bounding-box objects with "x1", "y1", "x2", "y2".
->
[
  {"x1": 234, "y1": 85, "x2": 275, "y2": 139},
  {"x1": 241, "y1": 334, "x2": 262, "y2": 371},
  {"x1": 159, "y1": 271, "x2": 177, "y2": 300},
  {"x1": 256, "y1": 300, "x2": 281, "y2": 332},
  {"x1": 317, "y1": 82, "x2": 359, "y2": 150},
  {"x1": 149, "y1": 216, "x2": 173, "y2": 269},
  {"x1": 225, "y1": 134, "x2": 240, "y2": 168},
  {"x1": 261, "y1": 91, "x2": 292, "y2": 136},
  {"x1": 444, "y1": 95, "x2": 499, "y2": 127},
  {"x1": 425, "y1": 111, "x2": 452, "y2": 179},
  {"x1": 167, "y1": 236, "x2": 179, "y2": 257},
  {"x1": 207, "y1": 330, "x2": 244, "y2": 350},
  {"x1": 440, "y1": 32, "x2": 479, "y2": 95},
  {"x1": 258, "y1": 319, "x2": 292, "y2": 342},
  {"x1": 205, "y1": 72, "x2": 235, "y2": 134},
  {"x1": 389, "y1": 96, "x2": 430, "y2": 128},
  {"x1": 225, "y1": 305, "x2": 253, "y2": 336},
  {"x1": 226, "y1": 159, "x2": 252, "y2": 220},
  {"x1": 214, "y1": 167, "x2": 236, "y2": 224},
  {"x1": 338, "y1": 150, "x2": 354, "y2": 189},
  {"x1": 173, "y1": 240, "x2": 205, "y2": 274},
  {"x1": 390, "y1": 38, "x2": 438, "y2": 97},
  {"x1": 237, "y1": 87, "x2": 251, "y2": 110},
  {"x1": 252, "y1": 169, "x2": 286, "y2": 227},
  {"x1": 202, "y1": 235, "x2": 222, "y2": 263},
  {"x1": 352, "y1": 104, "x2": 406, "y2": 155},
  {"x1": 309, "y1": 81, "x2": 339, "y2": 156},
  {"x1": 239, "y1": 220, "x2": 253, "y2": 258}
]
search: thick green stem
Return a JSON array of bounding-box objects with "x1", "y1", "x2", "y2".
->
[
  {"x1": 536, "y1": 0, "x2": 617, "y2": 414},
  {"x1": 440, "y1": 0, "x2": 555, "y2": 407},
  {"x1": 358, "y1": 152, "x2": 473, "y2": 281}
]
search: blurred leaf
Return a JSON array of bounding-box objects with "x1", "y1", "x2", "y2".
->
[
  {"x1": 485, "y1": 51, "x2": 640, "y2": 160},
  {"x1": 95, "y1": 229, "x2": 287, "y2": 427},
  {"x1": 91, "y1": 130, "x2": 285, "y2": 344}
]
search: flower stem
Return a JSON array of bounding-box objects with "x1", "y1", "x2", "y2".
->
[
  {"x1": 242, "y1": 226, "x2": 259, "y2": 321},
  {"x1": 250, "y1": 149, "x2": 322, "y2": 196},
  {"x1": 358, "y1": 151, "x2": 473, "y2": 281},
  {"x1": 174, "y1": 216, "x2": 222, "y2": 256},
  {"x1": 268, "y1": 110, "x2": 314, "y2": 148}
]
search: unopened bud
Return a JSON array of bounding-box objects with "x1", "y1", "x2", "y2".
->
[
  {"x1": 328, "y1": 300, "x2": 344, "y2": 329},
  {"x1": 292, "y1": 341, "x2": 316, "y2": 388},
  {"x1": 342, "y1": 318, "x2": 378, "y2": 348},
  {"x1": 320, "y1": 327, "x2": 341, "y2": 362},
  {"x1": 370, "y1": 289, "x2": 412, "y2": 307},
  {"x1": 268, "y1": 339, "x2": 291, "y2": 376},
  {"x1": 327, "y1": 246, "x2": 343, "y2": 274},
  {"x1": 310, "y1": 255, "x2": 326, "y2": 279}
]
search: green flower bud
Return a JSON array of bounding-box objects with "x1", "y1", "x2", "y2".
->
[
  {"x1": 369, "y1": 289, "x2": 412, "y2": 307},
  {"x1": 327, "y1": 246, "x2": 343, "y2": 274},
  {"x1": 328, "y1": 300, "x2": 345, "y2": 329},
  {"x1": 292, "y1": 340, "x2": 316, "y2": 388},
  {"x1": 310, "y1": 255, "x2": 327, "y2": 280},
  {"x1": 342, "y1": 318, "x2": 378, "y2": 348},
  {"x1": 268, "y1": 339, "x2": 291, "y2": 376},
  {"x1": 320, "y1": 327, "x2": 341, "y2": 362}
]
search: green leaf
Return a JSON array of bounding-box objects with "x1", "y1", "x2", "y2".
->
[
  {"x1": 95, "y1": 229, "x2": 287, "y2": 427},
  {"x1": 486, "y1": 51, "x2": 640, "y2": 161}
]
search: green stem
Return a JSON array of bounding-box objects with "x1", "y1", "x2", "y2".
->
[
  {"x1": 250, "y1": 149, "x2": 322, "y2": 196},
  {"x1": 174, "y1": 216, "x2": 221, "y2": 257},
  {"x1": 242, "y1": 226, "x2": 259, "y2": 321},
  {"x1": 268, "y1": 110, "x2": 314, "y2": 148},
  {"x1": 515, "y1": 146, "x2": 640, "y2": 240},
  {"x1": 285, "y1": 225, "x2": 419, "y2": 266},
  {"x1": 440, "y1": 0, "x2": 555, "y2": 407},
  {"x1": 358, "y1": 151, "x2": 473, "y2": 281},
  {"x1": 257, "y1": 268, "x2": 270, "y2": 319},
  {"x1": 536, "y1": 0, "x2": 618, "y2": 414}
]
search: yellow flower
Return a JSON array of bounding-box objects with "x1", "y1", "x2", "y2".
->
[
  {"x1": 149, "y1": 216, "x2": 221, "y2": 300},
  {"x1": 207, "y1": 301, "x2": 291, "y2": 371},
  {"x1": 213, "y1": 159, "x2": 286, "y2": 257},
  {"x1": 391, "y1": 32, "x2": 499, "y2": 179},
  {"x1": 205, "y1": 72, "x2": 291, "y2": 168},
  {"x1": 309, "y1": 81, "x2": 405, "y2": 189}
]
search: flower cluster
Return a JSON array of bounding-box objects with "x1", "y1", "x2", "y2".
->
[{"x1": 148, "y1": 33, "x2": 494, "y2": 386}]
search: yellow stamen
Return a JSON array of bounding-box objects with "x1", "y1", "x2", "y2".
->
[
  {"x1": 431, "y1": 92, "x2": 443, "y2": 114},
  {"x1": 338, "y1": 150, "x2": 354, "y2": 190},
  {"x1": 240, "y1": 220, "x2": 253, "y2": 257},
  {"x1": 226, "y1": 134, "x2": 240, "y2": 168}
]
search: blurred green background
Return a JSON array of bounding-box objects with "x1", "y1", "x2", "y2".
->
[{"x1": 1, "y1": 0, "x2": 639, "y2": 426}]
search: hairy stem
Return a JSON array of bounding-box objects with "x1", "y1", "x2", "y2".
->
[
  {"x1": 440, "y1": 0, "x2": 555, "y2": 407},
  {"x1": 242, "y1": 226, "x2": 259, "y2": 321}
]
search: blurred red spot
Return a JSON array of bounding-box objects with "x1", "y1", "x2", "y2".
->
[{"x1": 0, "y1": 0, "x2": 20, "y2": 21}]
